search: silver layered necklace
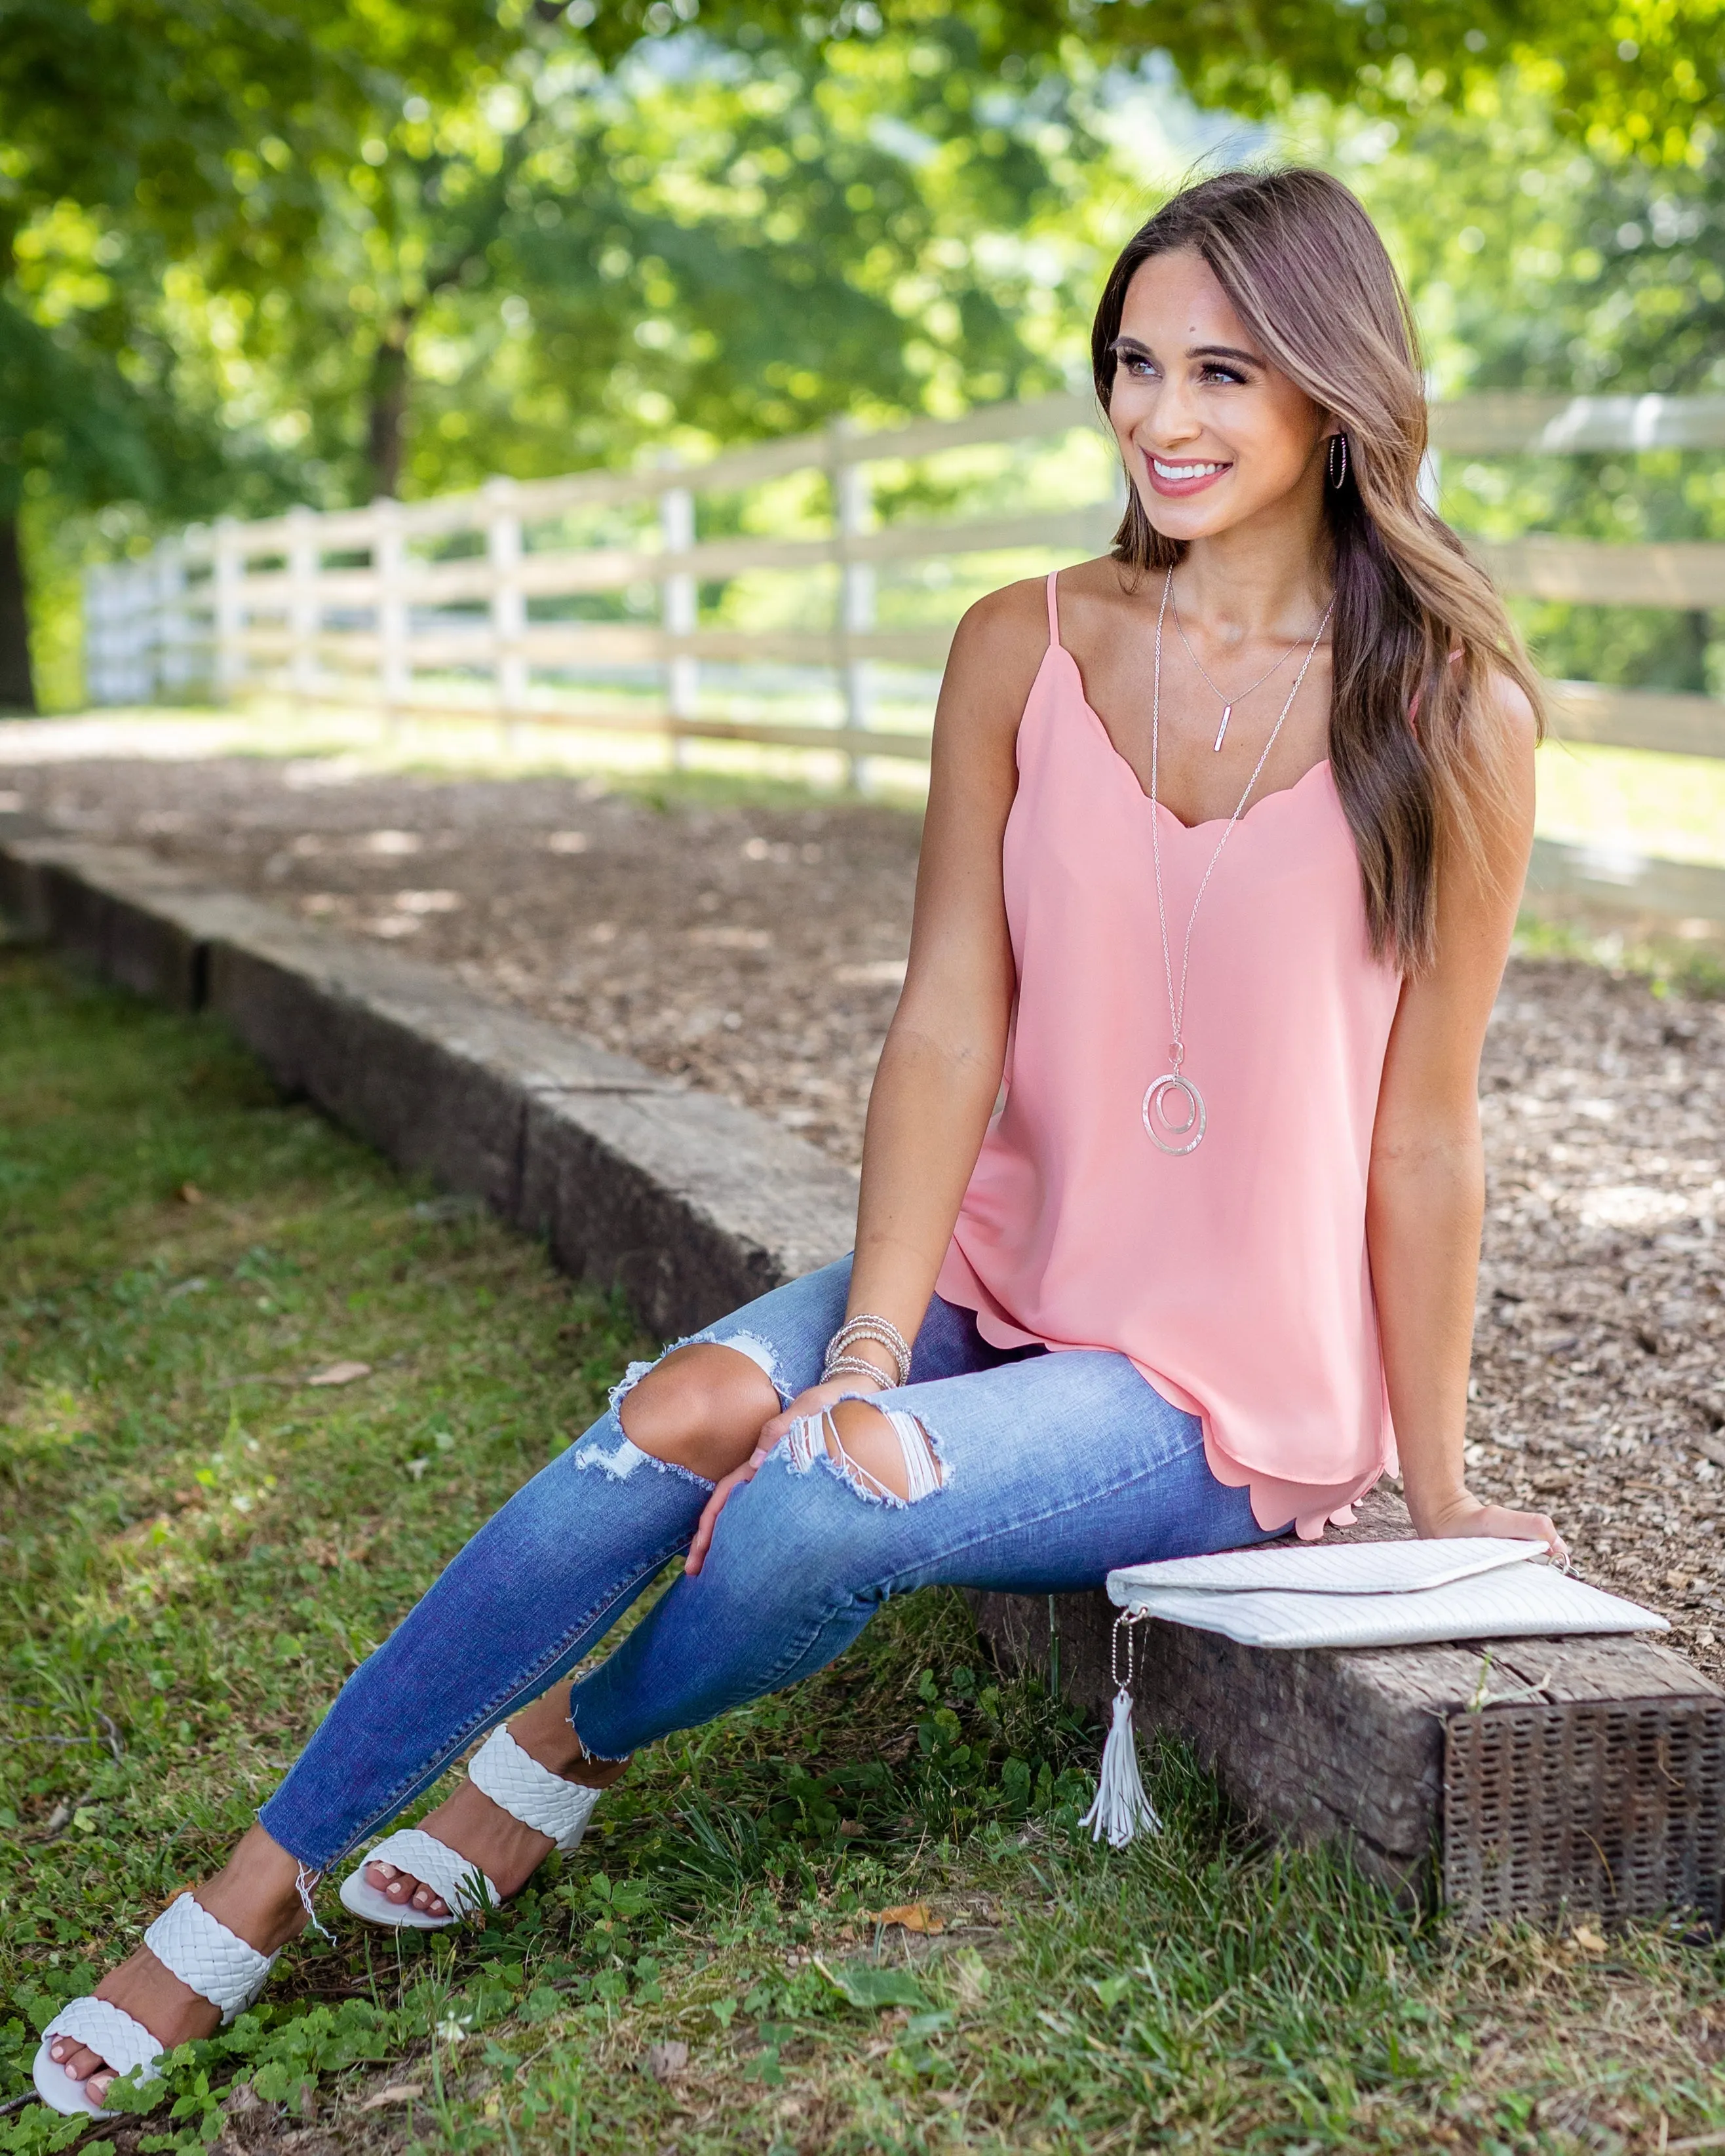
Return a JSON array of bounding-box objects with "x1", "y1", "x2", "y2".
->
[
  {"x1": 1170, "y1": 581, "x2": 1308, "y2": 752},
  {"x1": 1142, "y1": 568, "x2": 1335, "y2": 1157}
]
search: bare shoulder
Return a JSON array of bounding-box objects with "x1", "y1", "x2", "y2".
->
[
  {"x1": 1466, "y1": 665, "x2": 1539, "y2": 832},
  {"x1": 1477, "y1": 665, "x2": 1540, "y2": 756},
  {"x1": 948, "y1": 573, "x2": 1054, "y2": 675},
  {"x1": 933, "y1": 574, "x2": 1056, "y2": 760}
]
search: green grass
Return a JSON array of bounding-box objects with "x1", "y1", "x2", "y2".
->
[{"x1": 1, "y1": 949, "x2": 1722, "y2": 2156}]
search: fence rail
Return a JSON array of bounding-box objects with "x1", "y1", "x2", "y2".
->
[{"x1": 85, "y1": 389, "x2": 1725, "y2": 792}]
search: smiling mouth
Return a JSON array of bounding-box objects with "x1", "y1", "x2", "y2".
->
[{"x1": 1150, "y1": 457, "x2": 1230, "y2": 482}]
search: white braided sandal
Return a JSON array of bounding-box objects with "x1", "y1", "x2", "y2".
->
[
  {"x1": 338, "y1": 1725, "x2": 605, "y2": 1931},
  {"x1": 33, "y1": 1895, "x2": 279, "y2": 2120}
]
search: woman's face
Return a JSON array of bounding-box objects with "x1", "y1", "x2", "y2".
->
[{"x1": 1106, "y1": 247, "x2": 1332, "y2": 545}]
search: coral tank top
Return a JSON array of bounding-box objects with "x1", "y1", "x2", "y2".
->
[{"x1": 935, "y1": 571, "x2": 1405, "y2": 1538}]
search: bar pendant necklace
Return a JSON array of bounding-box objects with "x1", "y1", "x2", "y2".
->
[
  {"x1": 1170, "y1": 580, "x2": 1308, "y2": 754},
  {"x1": 1141, "y1": 569, "x2": 1334, "y2": 1157}
]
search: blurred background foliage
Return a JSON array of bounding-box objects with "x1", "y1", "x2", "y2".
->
[{"x1": 1, "y1": 0, "x2": 1721, "y2": 710}]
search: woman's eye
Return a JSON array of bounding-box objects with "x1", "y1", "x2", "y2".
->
[{"x1": 1199, "y1": 364, "x2": 1247, "y2": 385}]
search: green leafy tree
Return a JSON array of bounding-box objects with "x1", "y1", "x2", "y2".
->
[
  {"x1": 0, "y1": 0, "x2": 508, "y2": 708},
  {"x1": 1313, "y1": 63, "x2": 1725, "y2": 693},
  {"x1": 205, "y1": 26, "x2": 1109, "y2": 511},
  {"x1": 7, "y1": 0, "x2": 1724, "y2": 708}
]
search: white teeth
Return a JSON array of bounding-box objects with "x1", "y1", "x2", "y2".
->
[{"x1": 1152, "y1": 457, "x2": 1227, "y2": 480}]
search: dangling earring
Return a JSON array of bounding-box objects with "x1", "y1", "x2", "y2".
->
[{"x1": 1327, "y1": 433, "x2": 1349, "y2": 491}]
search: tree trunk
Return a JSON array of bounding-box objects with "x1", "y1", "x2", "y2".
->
[
  {"x1": 366, "y1": 316, "x2": 415, "y2": 501},
  {"x1": 0, "y1": 516, "x2": 37, "y2": 714}
]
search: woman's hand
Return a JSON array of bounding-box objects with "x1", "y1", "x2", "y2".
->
[
  {"x1": 682, "y1": 1372, "x2": 890, "y2": 1577},
  {"x1": 684, "y1": 1449, "x2": 769, "y2": 1577},
  {"x1": 1414, "y1": 1488, "x2": 1568, "y2": 1566}
]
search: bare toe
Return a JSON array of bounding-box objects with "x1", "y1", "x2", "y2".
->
[
  {"x1": 57, "y1": 2041, "x2": 103, "y2": 2081},
  {"x1": 363, "y1": 1862, "x2": 447, "y2": 1916}
]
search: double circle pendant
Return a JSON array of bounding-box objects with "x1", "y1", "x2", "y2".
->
[{"x1": 1142, "y1": 1071, "x2": 1207, "y2": 1156}]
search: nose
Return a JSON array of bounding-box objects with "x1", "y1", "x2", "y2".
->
[{"x1": 1136, "y1": 375, "x2": 1203, "y2": 452}]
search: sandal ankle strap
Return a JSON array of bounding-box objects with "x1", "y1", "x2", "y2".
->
[
  {"x1": 142, "y1": 1895, "x2": 278, "y2": 2026},
  {"x1": 469, "y1": 1725, "x2": 604, "y2": 1854}
]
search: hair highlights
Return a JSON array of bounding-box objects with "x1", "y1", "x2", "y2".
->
[{"x1": 1092, "y1": 167, "x2": 1542, "y2": 971}]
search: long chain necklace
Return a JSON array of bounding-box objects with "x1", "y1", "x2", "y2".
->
[
  {"x1": 1142, "y1": 568, "x2": 1335, "y2": 1157},
  {"x1": 1171, "y1": 581, "x2": 1316, "y2": 752}
]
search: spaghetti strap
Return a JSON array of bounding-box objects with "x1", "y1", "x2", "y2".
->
[{"x1": 1045, "y1": 569, "x2": 1061, "y2": 651}]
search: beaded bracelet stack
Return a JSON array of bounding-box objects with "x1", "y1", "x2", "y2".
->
[{"x1": 821, "y1": 1313, "x2": 912, "y2": 1391}]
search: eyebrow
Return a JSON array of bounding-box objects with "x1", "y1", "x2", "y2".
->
[{"x1": 1109, "y1": 336, "x2": 1263, "y2": 368}]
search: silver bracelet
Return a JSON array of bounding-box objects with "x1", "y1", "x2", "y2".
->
[
  {"x1": 822, "y1": 1354, "x2": 895, "y2": 1391},
  {"x1": 826, "y1": 1316, "x2": 911, "y2": 1386},
  {"x1": 823, "y1": 1313, "x2": 912, "y2": 1388}
]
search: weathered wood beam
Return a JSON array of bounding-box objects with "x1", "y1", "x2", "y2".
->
[{"x1": 969, "y1": 1487, "x2": 1723, "y2": 1928}]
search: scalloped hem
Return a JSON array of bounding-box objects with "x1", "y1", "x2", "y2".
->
[
  {"x1": 935, "y1": 1257, "x2": 1389, "y2": 1544},
  {"x1": 1200, "y1": 1434, "x2": 1386, "y2": 1542}
]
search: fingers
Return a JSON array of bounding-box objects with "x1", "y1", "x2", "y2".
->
[
  {"x1": 684, "y1": 1467, "x2": 744, "y2": 1576},
  {"x1": 761, "y1": 1374, "x2": 887, "y2": 1447},
  {"x1": 760, "y1": 1395, "x2": 817, "y2": 1444},
  {"x1": 1528, "y1": 1512, "x2": 1568, "y2": 1566},
  {"x1": 1492, "y1": 1505, "x2": 1568, "y2": 1565},
  {"x1": 684, "y1": 1450, "x2": 767, "y2": 1576},
  {"x1": 1499, "y1": 1505, "x2": 1562, "y2": 1553}
]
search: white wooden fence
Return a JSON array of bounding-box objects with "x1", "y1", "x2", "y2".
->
[{"x1": 85, "y1": 387, "x2": 1725, "y2": 804}]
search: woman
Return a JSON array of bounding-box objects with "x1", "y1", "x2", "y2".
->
[{"x1": 39, "y1": 166, "x2": 1563, "y2": 2115}]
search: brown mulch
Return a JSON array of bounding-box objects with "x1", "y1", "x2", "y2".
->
[{"x1": 5, "y1": 753, "x2": 1722, "y2": 1680}]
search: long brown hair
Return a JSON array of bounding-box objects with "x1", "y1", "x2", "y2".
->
[{"x1": 1091, "y1": 167, "x2": 1541, "y2": 971}]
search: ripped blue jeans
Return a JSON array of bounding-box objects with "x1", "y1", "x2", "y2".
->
[{"x1": 258, "y1": 1256, "x2": 1270, "y2": 1871}]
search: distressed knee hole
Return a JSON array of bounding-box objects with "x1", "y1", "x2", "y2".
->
[
  {"x1": 608, "y1": 1327, "x2": 787, "y2": 1414},
  {"x1": 611, "y1": 1338, "x2": 780, "y2": 1484},
  {"x1": 574, "y1": 1428, "x2": 711, "y2": 1491},
  {"x1": 786, "y1": 1399, "x2": 944, "y2": 1506}
]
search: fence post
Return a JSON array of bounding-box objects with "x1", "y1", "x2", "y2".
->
[
  {"x1": 156, "y1": 535, "x2": 189, "y2": 703},
  {"x1": 81, "y1": 565, "x2": 109, "y2": 707},
  {"x1": 286, "y1": 504, "x2": 319, "y2": 708},
  {"x1": 831, "y1": 419, "x2": 874, "y2": 790},
  {"x1": 122, "y1": 558, "x2": 153, "y2": 704},
  {"x1": 660, "y1": 473, "x2": 696, "y2": 769},
  {"x1": 486, "y1": 476, "x2": 528, "y2": 754},
  {"x1": 213, "y1": 517, "x2": 244, "y2": 704},
  {"x1": 373, "y1": 497, "x2": 410, "y2": 731}
]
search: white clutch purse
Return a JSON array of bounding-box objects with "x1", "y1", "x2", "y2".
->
[
  {"x1": 1079, "y1": 1539, "x2": 1667, "y2": 1853},
  {"x1": 1105, "y1": 1536, "x2": 1667, "y2": 1651}
]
